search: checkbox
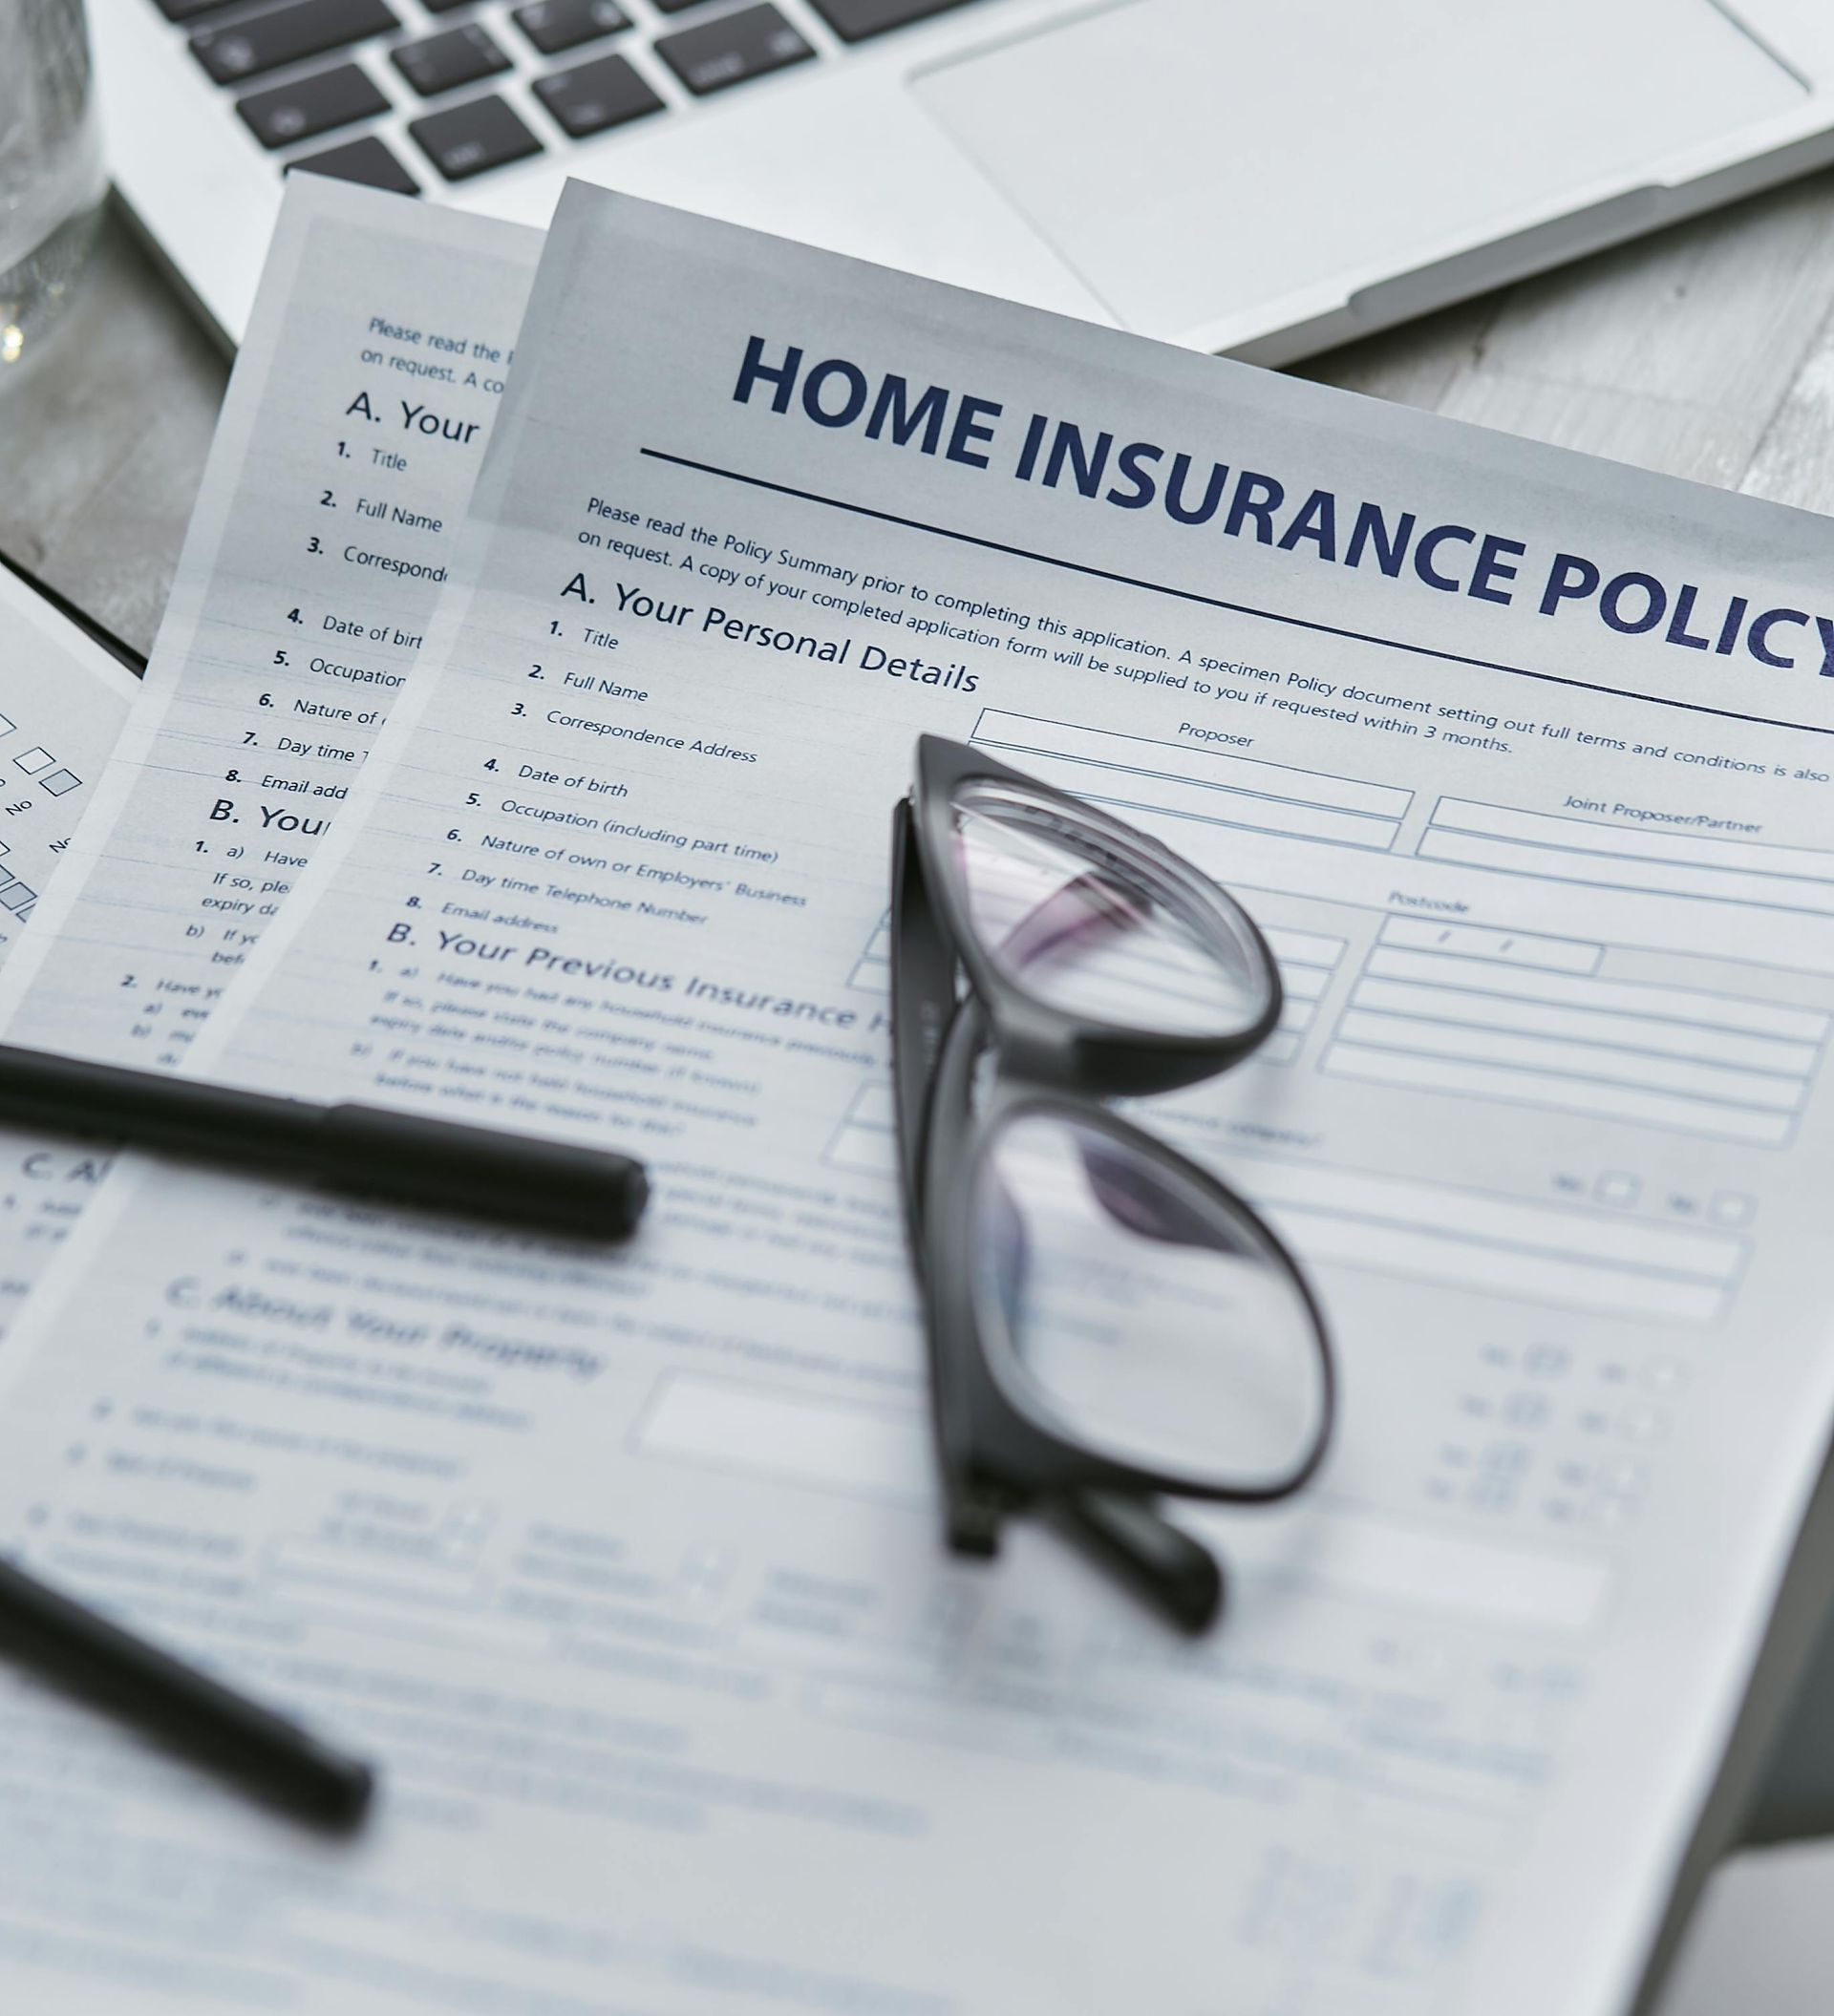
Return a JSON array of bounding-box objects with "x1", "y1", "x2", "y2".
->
[
  {"x1": 0, "y1": 882, "x2": 36, "y2": 911},
  {"x1": 11, "y1": 748, "x2": 53, "y2": 776},
  {"x1": 37, "y1": 769, "x2": 80, "y2": 796}
]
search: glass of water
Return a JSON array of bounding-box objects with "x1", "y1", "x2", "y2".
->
[{"x1": 0, "y1": 0, "x2": 106, "y2": 372}]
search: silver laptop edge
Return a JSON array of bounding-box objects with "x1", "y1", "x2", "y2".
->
[{"x1": 94, "y1": 0, "x2": 1834, "y2": 362}]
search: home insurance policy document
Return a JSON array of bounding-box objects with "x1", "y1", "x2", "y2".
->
[
  {"x1": 0, "y1": 563, "x2": 139, "y2": 965},
  {"x1": 0, "y1": 180, "x2": 537, "y2": 1336},
  {"x1": 0, "y1": 563, "x2": 141, "y2": 1307},
  {"x1": 5, "y1": 186, "x2": 1834, "y2": 2015}
]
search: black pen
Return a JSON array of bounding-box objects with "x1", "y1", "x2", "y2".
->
[
  {"x1": 0, "y1": 1041, "x2": 649, "y2": 1239},
  {"x1": 0, "y1": 1554, "x2": 373, "y2": 1828}
]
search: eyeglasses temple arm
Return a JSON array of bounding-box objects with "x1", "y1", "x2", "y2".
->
[
  {"x1": 1055, "y1": 1491, "x2": 1224, "y2": 1633},
  {"x1": 889, "y1": 797, "x2": 960, "y2": 1246}
]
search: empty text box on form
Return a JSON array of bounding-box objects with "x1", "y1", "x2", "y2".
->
[
  {"x1": 970, "y1": 710, "x2": 1413, "y2": 849},
  {"x1": 1327, "y1": 916, "x2": 1830, "y2": 1147},
  {"x1": 1422, "y1": 796, "x2": 1834, "y2": 915},
  {"x1": 639, "y1": 1371, "x2": 1609, "y2": 1634}
]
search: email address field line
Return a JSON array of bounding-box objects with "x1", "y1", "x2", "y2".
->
[{"x1": 638, "y1": 446, "x2": 1834, "y2": 737}]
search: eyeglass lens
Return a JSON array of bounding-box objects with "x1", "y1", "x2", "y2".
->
[
  {"x1": 970, "y1": 1109, "x2": 1327, "y2": 1489},
  {"x1": 949, "y1": 781, "x2": 1272, "y2": 1037}
]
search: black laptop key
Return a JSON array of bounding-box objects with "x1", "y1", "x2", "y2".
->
[
  {"x1": 513, "y1": 0, "x2": 629, "y2": 56},
  {"x1": 392, "y1": 24, "x2": 512, "y2": 96},
  {"x1": 650, "y1": 0, "x2": 712, "y2": 11},
  {"x1": 409, "y1": 95, "x2": 544, "y2": 180},
  {"x1": 655, "y1": 4, "x2": 813, "y2": 96},
  {"x1": 807, "y1": 0, "x2": 975, "y2": 40},
  {"x1": 417, "y1": 0, "x2": 476, "y2": 10},
  {"x1": 237, "y1": 63, "x2": 389, "y2": 148},
  {"x1": 152, "y1": 0, "x2": 244, "y2": 23},
  {"x1": 288, "y1": 134, "x2": 420, "y2": 195},
  {"x1": 533, "y1": 53, "x2": 663, "y2": 138},
  {"x1": 191, "y1": 0, "x2": 397, "y2": 86}
]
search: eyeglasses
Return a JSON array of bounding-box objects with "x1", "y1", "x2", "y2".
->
[{"x1": 890, "y1": 734, "x2": 1336, "y2": 1631}]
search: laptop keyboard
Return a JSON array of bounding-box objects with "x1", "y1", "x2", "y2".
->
[{"x1": 145, "y1": 0, "x2": 993, "y2": 196}]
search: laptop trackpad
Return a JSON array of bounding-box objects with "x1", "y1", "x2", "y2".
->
[{"x1": 910, "y1": 0, "x2": 1802, "y2": 342}]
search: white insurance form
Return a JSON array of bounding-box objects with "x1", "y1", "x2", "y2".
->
[
  {"x1": 0, "y1": 566, "x2": 138, "y2": 962},
  {"x1": 0, "y1": 178, "x2": 539, "y2": 1058},
  {"x1": 0, "y1": 565, "x2": 139, "y2": 1325},
  {"x1": 1, "y1": 186, "x2": 1833, "y2": 2013},
  {"x1": 0, "y1": 183, "x2": 536, "y2": 1338}
]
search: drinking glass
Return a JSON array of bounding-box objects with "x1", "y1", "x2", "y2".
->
[{"x1": 0, "y1": 0, "x2": 106, "y2": 371}]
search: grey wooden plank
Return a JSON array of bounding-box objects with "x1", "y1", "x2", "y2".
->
[
  {"x1": 1310, "y1": 169, "x2": 1834, "y2": 500},
  {"x1": 1741, "y1": 300, "x2": 1834, "y2": 514},
  {"x1": 1653, "y1": 1838, "x2": 1834, "y2": 2016},
  {"x1": 1291, "y1": 296, "x2": 1496, "y2": 414},
  {"x1": 1447, "y1": 175, "x2": 1834, "y2": 414},
  {"x1": 1437, "y1": 373, "x2": 1770, "y2": 489}
]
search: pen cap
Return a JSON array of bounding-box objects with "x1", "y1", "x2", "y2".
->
[{"x1": 314, "y1": 1104, "x2": 649, "y2": 1240}]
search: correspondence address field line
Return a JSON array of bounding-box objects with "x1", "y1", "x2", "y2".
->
[{"x1": 639, "y1": 448, "x2": 1834, "y2": 740}]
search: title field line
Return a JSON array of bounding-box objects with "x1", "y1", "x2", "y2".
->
[{"x1": 638, "y1": 447, "x2": 1834, "y2": 740}]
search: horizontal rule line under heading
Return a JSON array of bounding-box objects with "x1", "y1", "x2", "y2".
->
[{"x1": 637, "y1": 446, "x2": 1834, "y2": 740}]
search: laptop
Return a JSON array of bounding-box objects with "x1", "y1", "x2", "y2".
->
[{"x1": 93, "y1": 0, "x2": 1834, "y2": 361}]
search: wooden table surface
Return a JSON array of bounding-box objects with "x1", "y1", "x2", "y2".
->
[{"x1": 6, "y1": 174, "x2": 1834, "y2": 2012}]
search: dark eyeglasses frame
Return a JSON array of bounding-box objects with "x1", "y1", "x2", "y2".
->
[{"x1": 890, "y1": 733, "x2": 1336, "y2": 1632}]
